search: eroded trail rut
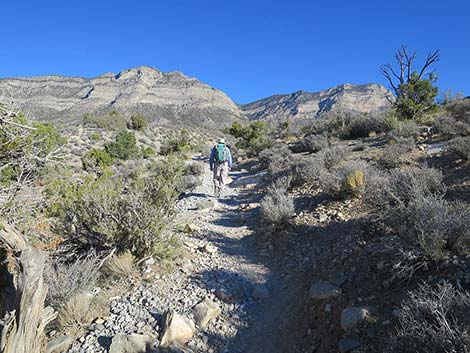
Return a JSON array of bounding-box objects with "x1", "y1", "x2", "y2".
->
[{"x1": 69, "y1": 158, "x2": 301, "y2": 353}]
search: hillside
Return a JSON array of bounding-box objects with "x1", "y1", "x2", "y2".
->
[
  {"x1": 241, "y1": 83, "x2": 394, "y2": 124},
  {"x1": 0, "y1": 66, "x2": 242, "y2": 129},
  {"x1": 0, "y1": 68, "x2": 394, "y2": 131}
]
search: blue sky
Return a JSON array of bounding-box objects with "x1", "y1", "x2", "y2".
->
[{"x1": 1, "y1": 0, "x2": 469, "y2": 103}]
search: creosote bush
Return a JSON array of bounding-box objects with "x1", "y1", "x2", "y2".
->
[
  {"x1": 392, "y1": 282, "x2": 470, "y2": 353},
  {"x1": 83, "y1": 111, "x2": 127, "y2": 131},
  {"x1": 225, "y1": 121, "x2": 273, "y2": 155},
  {"x1": 261, "y1": 176, "x2": 294, "y2": 228},
  {"x1": 160, "y1": 130, "x2": 194, "y2": 155},
  {"x1": 105, "y1": 130, "x2": 140, "y2": 160},
  {"x1": 48, "y1": 156, "x2": 186, "y2": 257},
  {"x1": 128, "y1": 114, "x2": 149, "y2": 131},
  {"x1": 82, "y1": 148, "x2": 114, "y2": 172}
]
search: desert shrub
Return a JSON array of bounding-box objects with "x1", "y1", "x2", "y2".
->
[
  {"x1": 49, "y1": 157, "x2": 185, "y2": 256},
  {"x1": 380, "y1": 137, "x2": 415, "y2": 169},
  {"x1": 105, "y1": 130, "x2": 140, "y2": 160},
  {"x1": 82, "y1": 148, "x2": 114, "y2": 172},
  {"x1": 391, "y1": 282, "x2": 470, "y2": 353},
  {"x1": 390, "y1": 120, "x2": 421, "y2": 139},
  {"x1": 320, "y1": 160, "x2": 373, "y2": 199},
  {"x1": 225, "y1": 121, "x2": 273, "y2": 155},
  {"x1": 433, "y1": 115, "x2": 470, "y2": 138},
  {"x1": 141, "y1": 145, "x2": 156, "y2": 159},
  {"x1": 445, "y1": 98, "x2": 470, "y2": 123},
  {"x1": 300, "y1": 133, "x2": 330, "y2": 153},
  {"x1": 128, "y1": 114, "x2": 149, "y2": 131},
  {"x1": 258, "y1": 144, "x2": 295, "y2": 181},
  {"x1": 90, "y1": 132, "x2": 101, "y2": 140},
  {"x1": 44, "y1": 251, "x2": 101, "y2": 309},
  {"x1": 261, "y1": 176, "x2": 294, "y2": 228},
  {"x1": 318, "y1": 144, "x2": 349, "y2": 168},
  {"x1": 390, "y1": 195, "x2": 470, "y2": 260},
  {"x1": 365, "y1": 166, "x2": 445, "y2": 211},
  {"x1": 160, "y1": 130, "x2": 193, "y2": 155},
  {"x1": 345, "y1": 114, "x2": 393, "y2": 139},
  {"x1": 450, "y1": 136, "x2": 470, "y2": 161},
  {"x1": 101, "y1": 251, "x2": 135, "y2": 278},
  {"x1": 83, "y1": 111, "x2": 127, "y2": 131},
  {"x1": 185, "y1": 162, "x2": 204, "y2": 176}
]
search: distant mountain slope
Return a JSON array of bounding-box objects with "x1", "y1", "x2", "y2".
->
[
  {"x1": 240, "y1": 83, "x2": 394, "y2": 124},
  {"x1": 0, "y1": 66, "x2": 242, "y2": 128},
  {"x1": 0, "y1": 66, "x2": 394, "y2": 129}
]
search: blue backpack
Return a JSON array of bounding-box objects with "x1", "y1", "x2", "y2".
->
[{"x1": 215, "y1": 144, "x2": 226, "y2": 163}]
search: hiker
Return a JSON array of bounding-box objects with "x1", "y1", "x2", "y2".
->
[{"x1": 209, "y1": 138, "x2": 232, "y2": 198}]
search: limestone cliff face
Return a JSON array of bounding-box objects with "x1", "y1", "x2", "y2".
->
[
  {"x1": 0, "y1": 66, "x2": 242, "y2": 128},
  {"x1": 240, "y1": 83, "x2": 394, "y2": 124},
  {"x1": 0, "y1": 66, "x2": 393, "y2": 129}
]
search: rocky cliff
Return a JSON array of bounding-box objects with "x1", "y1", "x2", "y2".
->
[
  {"x1": 240, "y1": 83, "x2": 394, "y2": 125},
  {"x1": 0, "y1": 66, "x2": 242, "y2": 128},
  {"x1": 0, "y1": 67, "x2": 394, "y2": 129}
]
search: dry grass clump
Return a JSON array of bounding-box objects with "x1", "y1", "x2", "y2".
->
[
  {"x1": 102, "y1": 251, "x2": 136, "y2": 278},
  {"x1": 391, "y1": 282, "x2": 470, "y2": 353}
]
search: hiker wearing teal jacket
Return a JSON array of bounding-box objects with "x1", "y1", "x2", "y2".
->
[{"x1": 209, "y1": 138, "x2": 232, "y2": 198}]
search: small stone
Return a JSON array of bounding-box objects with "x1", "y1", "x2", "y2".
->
[
  {"x1": 144, "y1": 257, "x2": 155, "y2": 266},
  {"x1": 252, "y1": 284, "x2": 270, "y2": 299},
  {"x1": 201, "y1": 244, "x2": 217, "y2": 254},
  {"x1": 309, "y1": 281, "x2": 342, "y2": 300},
  {"x1": 94, "y1": 318, "x2": 105, "y2": 325},
  {"x1": 338, "y1": 337, "x2": 361, "y2": 353},
  {"x1": 109, "y1": 334, "x2": 155, "y2": 353},
  {"x1": 160, "y1": 311, "x2": 196, "y2": 348},
  {"x1": 341, "y1": 307, "x2": 372, "y2": 331},
  {"x1": 183, "y1": 223, "x2": 200, "y2": 234},
  {"x1": 193, "y1": 298, "x2": 222, "y2": 329}
]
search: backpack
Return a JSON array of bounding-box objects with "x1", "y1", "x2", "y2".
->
[{"x1": 214, "y1": 143, "x2": 226, "y2": 163}]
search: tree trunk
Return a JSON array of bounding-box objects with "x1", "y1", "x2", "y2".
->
[{"x1": 0, "y1": 222, "x2": 56, "y2": 353}]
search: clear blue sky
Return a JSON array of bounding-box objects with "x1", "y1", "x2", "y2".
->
[{"x1": 2, "y1": 0, "x2": 469, "y2": 103}]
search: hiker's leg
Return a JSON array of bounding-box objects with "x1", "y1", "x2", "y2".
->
[
  {"x1": 219, "y1": 163, "x2": 229, "y2": 197},
  {"x1": 213, "y1": 164, "x2": 221, "y2": 196}
]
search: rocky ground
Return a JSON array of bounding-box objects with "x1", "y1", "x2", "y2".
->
[{"x1": 65, "y1": 157, "x2": 298, "y2": 353}]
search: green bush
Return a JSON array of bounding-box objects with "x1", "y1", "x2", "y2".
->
[
  {"x1": 225, "y1": 121, "x2": 273, "y2": 155},
  {"x1": 160, "y1": 130, "x2": 193, "y2": 155},
  {"x1": 141, "y1": 146, "x2": 156, "y2": 159},
  {"x1": 128, "y1": 115, "x2": 149, "y2": 131},
  {"x1": 90, "y1": 133, "x2": 101, "y2": 140},
  {"x1": 83, "y1": 111, "x2": 127, "y2": 131},
  {"x1": 82, "y1": 148, "x2": 114, "y2": 172},
  {"x1": 49, "y1": 157, "x2": 186, "y2": 257},
  {"x1": 105, "y1": 130, "x2": 139, "y2": 160}
]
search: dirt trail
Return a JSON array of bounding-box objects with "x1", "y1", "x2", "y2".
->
[
  {"x1": 68, "y1": 157, "x2": 304, "y2": 353},
  {"x1": 171, "y1": 157, "x2": 303, "y2": 353}
]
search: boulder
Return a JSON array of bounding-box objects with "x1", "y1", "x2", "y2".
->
[
  {"x1": 109, "y1": 334, "x2": 155, "y2": 353},
  {"x1": 341, "y1": 307, "x2": 372, "y2": 331},
  {"x1": 160, "y1": 311, "x2": 196, "y2": 347},
  {"x1": 196, "y1": 199, "x2": 215, "y2": 210},
  {"x1": 309, "y1": 281, "x2": 342, "y2": 300},
  {"x1": 193, "y1": 298, "x2": 222, "y2": 329}
]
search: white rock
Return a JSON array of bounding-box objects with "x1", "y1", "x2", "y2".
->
[
  {"x1": 160, "y1": 311, "x2": 196, "y2": 347},
  {"x1": 193, "y1": 298, "x2": 222, "y2": 329}
]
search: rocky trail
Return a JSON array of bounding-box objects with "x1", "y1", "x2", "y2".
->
[{"x1": 67, "y1": 157, "x2": 304, "y2": 353}]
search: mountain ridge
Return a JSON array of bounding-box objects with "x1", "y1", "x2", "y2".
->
[{"x1": 0, "y1": 66, "x2": 394, "y2": 128}]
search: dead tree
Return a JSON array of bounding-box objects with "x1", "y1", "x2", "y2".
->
[
  {"x1": 0, "y1": 222, "x2": 56, "y2": 353},
  {"x1": 380, "y1": 45, "x2": 440, "y2": 97}
]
